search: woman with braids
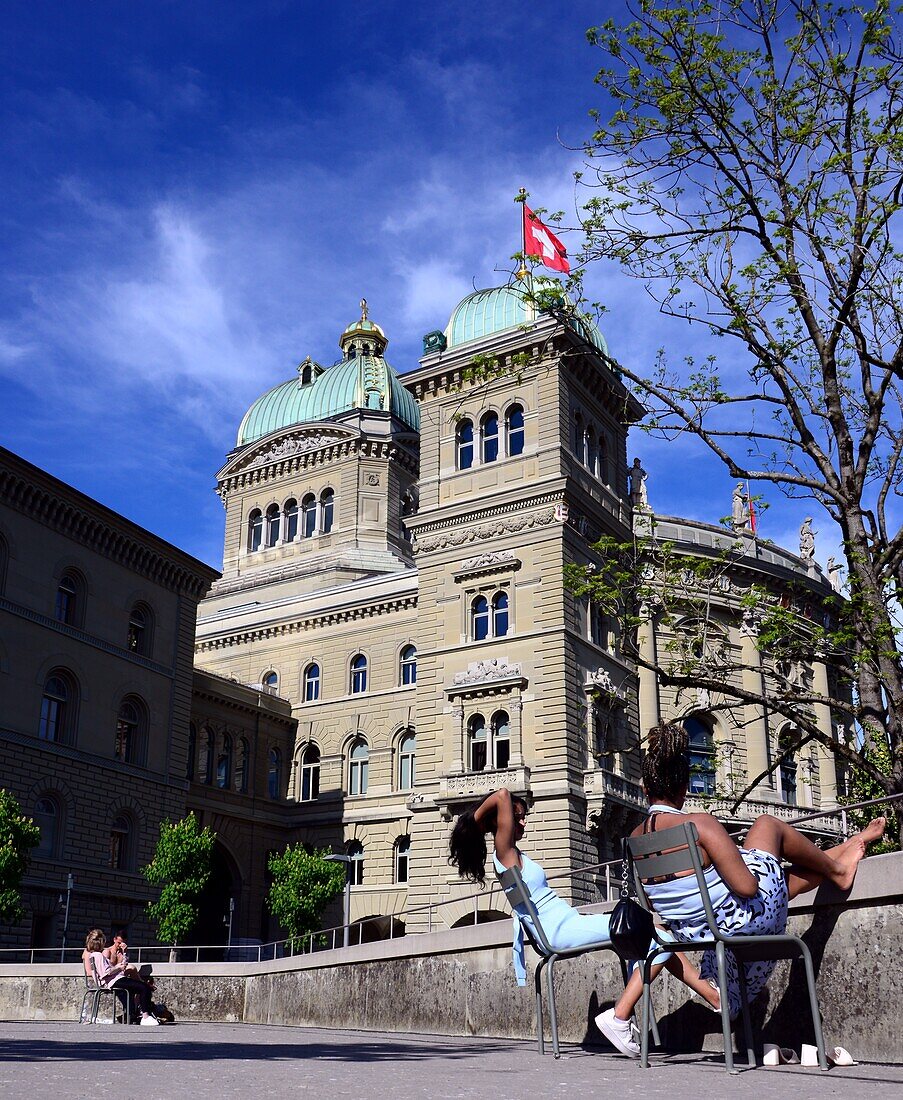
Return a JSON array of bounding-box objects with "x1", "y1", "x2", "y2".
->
[
  {"x1": 634, "y1": 723, "x2": 886, "y2": 1020},
  {"x1": 449, "y1": 786, "x2": 721, "y2": 1057}
]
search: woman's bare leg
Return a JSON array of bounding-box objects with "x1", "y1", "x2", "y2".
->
[
  {"x1": 745, "y1": 814, "x2": 885, "y2": 892},
  {"x1": 613, "y1": 951, "x2": 719, "y2": 1020}
]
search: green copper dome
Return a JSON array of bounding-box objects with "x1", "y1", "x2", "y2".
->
[
  {"x1": 445, "y1": 285, "x2": 609, "y2": 357},
  {"x1": 236, "y1": 303, "x2": 419, "y2": 446}
]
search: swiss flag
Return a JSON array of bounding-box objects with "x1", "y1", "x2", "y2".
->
[{"x1": 523, "y1": 205, "x2": 570, "y2": 273}]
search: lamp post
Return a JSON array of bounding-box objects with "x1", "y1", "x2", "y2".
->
[
  {"x1": 324, "y1": 853, "x2": 352, "y2": 948},
  {"x1": 58, "y1": 872, "x2": 73, "y2": 963},
  {"x1": 224, "y1": 897, "x2": 235, "y2": 956}
]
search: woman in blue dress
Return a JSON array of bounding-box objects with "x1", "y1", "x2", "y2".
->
[
  {"x1": 449, "y1": 785, "x2": 721, "y2": 1056},
  {"x1": 634, "y1": 723, "x2": 886, "y2": 1019}
]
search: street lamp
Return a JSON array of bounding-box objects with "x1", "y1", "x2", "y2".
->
[
  {"x1": 324, "y1": 853, "x2": 352, "y2": 948},
  {"x1": 58, "y1": 872, "x2": 73, "y2": 963}
]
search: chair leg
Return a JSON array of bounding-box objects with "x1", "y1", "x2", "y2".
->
[
  {"x1": 715, "y1": 943, "x2": 736, "y2": 1075},
  {"x1": 534, "y1": 960, "x2": 546, "y2": 1056},
  {"x1": 640, "y1": 959, "x2": 653, "y2": 1069},
  {"x1": 737, "y1": 962, "x2": 755, "y2": 1067},
  {"x1": 546, "y1": 956, "x2": 561, "y2": 1059},
  {"x1": 799, "y1": 942, "x2": 829, "y2": 1072}
]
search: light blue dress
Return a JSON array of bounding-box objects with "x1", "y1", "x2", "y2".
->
[{"x1": 494, "y1": 851, "x2": 614, "y2": 985}]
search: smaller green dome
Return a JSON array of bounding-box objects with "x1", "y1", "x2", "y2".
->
[{"x1": 445, "y1": 285, "x2": 609, "y2": 356}]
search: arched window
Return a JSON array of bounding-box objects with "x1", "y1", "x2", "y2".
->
[
  {"x1": 348, "y1": 738, "x2": 369, "y2": 795},
  {"x1": 346, "y1": 840, "x2": 364, "y2": 885},
  {"x1": 114, "y1": 697, "x2": 146, "y2": 765},
  {"x1": 199, "y1": 727, "x2": 214, "y2": 784},
  {"x1": 350, "y1": 654, "x2": 368, "y2": 694},
  {"x1": 505, "y1": 404, "x2": 525, "y2": 457},
  {"x1": 491, "y1": 591, "x2": 509, "y2": 637},
  {"x1": 471, "y1": 595, "x2": 489, "y2": 641},
  {"x1": 301, "y1": 362, "x2": 313, "y2": 385},
  {"x1": 34, "y1": 796, "x2": 60, "y2": 859},
  {"x1": 39, "y1": 671, "x2": 76, "y2": 744},
  {"x1": 284, "y1": 499, "x2": 298, "y2": 542},
  {"x1": 779, "y1": 729, "x2": 799, "y2": 807},
  {"x1": 491, "y1": 710, "x2": 510, "y2": 770},
  {"x1": 468, "y1": 714, "x2": 487, "y2": 771},
  {"x1": 248, "y1": 509, "x2": 263, "y2": 551},
  {"x1": 398, "y1": 729, "x2": 416, "y2": 789},
  {"x1": 234, "y1": 738, "x2": 250, "y2": 793},
  {"x1": 400, "y1": 644, "x2": 417, "y2": 686},
  {"x1": 320, "y1": 488, "x2": 335, "y2": 534},
  {"x1": 109, "y1": 815, "x2": 132, "y2": 870},
  {"x1": 55, "y1": 573, "x2": 79, "y2": 625},
  {"x1": 300, "y1": 743, "x2": 320, "y2": 802},
  {"x1": 573, "y1": 411, "x2": 585, "y2": 464},
  {"x1": 0, "y1": 535, "x2": 7, "y2": 595},
  {"x1": 456, "y1": 419, "x2": 474, "y2": 470},
  {"x1": 301, "y1": 493, "x2": 317, "y2": 538},
  {"x1": 216, "y1": 733, "x2": 232, "y2": 789},
  {"x1": 262, "y1": 670, "x2": 278, "y2": 691},
  {"x1": 480, "y1": 412, "x2": 499, "y2": 463},
  {"x1": 597, "y1": 436, "x2": 609, "y2": 482},
  {"x1": 303, "y1": 662, "x2": 321, "y2": 702},
  {"x1": 127, "y1": 604, "x2": 152, "y2": 655},
  {"x1": 267, "y1": 748, "x2": 282, "y2": 800},
  {"x1": 265, "y1": 503, "x2": 281, "y2": 547},
  {"x1": 683, "y1": 715, "x2": 716, "y2": 797},
  {"x1": 589, "y1": 601, "x2": 607, "y2": 649},
  {"x1": 187, "y1": 723, "x2": 197, "y2": 781},
  {"x1": 394, "y1": 836, "x2": 410, "y2": 884},
  {"x1": 585, "y1": 426, "x2": 598, "y2": 476}
]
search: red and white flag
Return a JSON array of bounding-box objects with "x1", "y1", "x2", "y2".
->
[{"x1": 523, "y1": 205, "x2": 570, "y2": 274}]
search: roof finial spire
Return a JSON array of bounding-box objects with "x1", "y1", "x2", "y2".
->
[{"x1": 360, "y1": 297, "x2": 369, "y2": 321}]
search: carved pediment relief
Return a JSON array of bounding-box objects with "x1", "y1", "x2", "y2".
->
[
  {"x1": 449, "y1": 659, "x2": 524, "y2": 690},
  {"x1": 221, "y1": 425, "x2": 359, "y2": 478}
]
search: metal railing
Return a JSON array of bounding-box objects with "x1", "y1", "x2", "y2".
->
[{"x1": 1, "y1": 793, "x2": 898, "y2": 967}]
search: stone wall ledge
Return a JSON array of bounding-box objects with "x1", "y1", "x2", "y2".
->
[{"x1": 1, "y1": 851, "x2": 900, "y2": 1062}]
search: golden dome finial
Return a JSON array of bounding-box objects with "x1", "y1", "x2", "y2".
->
[{"x1": 360, "y1": 297, "x2": 369, "y2": 321}]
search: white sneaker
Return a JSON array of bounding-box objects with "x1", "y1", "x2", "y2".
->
[
  {"x1": 139, "y1": 1015, "x2": 160, "y2": 1026},
  {"x1": 595, "y1": 1007, "x2": 640, "y2": 1057}
]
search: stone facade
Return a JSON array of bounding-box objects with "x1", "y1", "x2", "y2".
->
[{"x1": 0, "y1": 445, "x2": 218, "y2": 951}]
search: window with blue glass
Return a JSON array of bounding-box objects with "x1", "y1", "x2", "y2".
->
[
  {"x1": 400, "y1": 644, "x2": 417, "y2": 686},
  {"x1": 480, "y1": 412, "x2": 499, "y2": 463},
  {"x1": 350, "y1": 654, "x2": 368, "y2": 694},
  {"x1": 505, "y1": 404, "x2": 525, "y2": 456},
  {"x1": 683, "y1": 715, "x2": 716, "y2": 796},
  {"x1": 456, "y1": 419, "x2": 474, "y2": 470}
]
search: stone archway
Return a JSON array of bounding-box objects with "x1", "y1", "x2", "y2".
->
[{"x1": 186, "y1": 840, "x2": 242, "y2": 960}]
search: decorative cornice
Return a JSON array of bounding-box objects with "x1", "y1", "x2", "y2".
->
[
  {"x1": 0, "y1": 455, "x2": 218, "y2": 599},
  {"x1": 0, "y1": 597, "x2": 174, "y2": 677},
  {"x1": 415, "y1": 507, "x2": 557, "y2": 555},
  {"x1": 195, "y1": 594, "x2": 419, "y2": 651},
  {"x1": 452, "y1": 551, "x2": 521, "y2": 581}
]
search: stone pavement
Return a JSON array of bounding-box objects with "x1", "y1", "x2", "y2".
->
[{"x1": 1, "y1": 1023, "x2": 902, "y2": 1100}]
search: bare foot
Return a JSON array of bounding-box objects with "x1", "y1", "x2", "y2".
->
[{"x1": 830, "y1": 819, "x2": 885, "y2": 890}]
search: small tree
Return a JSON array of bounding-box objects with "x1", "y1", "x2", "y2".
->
[
  {"x1": 142, "y1": 813, "x2": 215, "y2": 947},
  {"x1": 0, "y1": 789, "x2": 40, "y2": 923},
  {"x1": 267, "y1": 845, "x2": 346, "y2": 952}
]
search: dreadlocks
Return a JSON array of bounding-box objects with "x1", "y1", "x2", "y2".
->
[{"x1": 642, "y1": 723, "x2": 690, "y2": 800}]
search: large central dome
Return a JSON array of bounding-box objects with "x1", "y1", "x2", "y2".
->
[{"x1": 236, "y1": 301, "x2": 420, "y2": 446}]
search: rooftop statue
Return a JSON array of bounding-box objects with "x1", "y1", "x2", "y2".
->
[
  {"x1": 799, "y1": 517, "x2": 816, "y2": 560},
  {"x1": 628, "y1": 457, "x2": 648, "y2": 509}
]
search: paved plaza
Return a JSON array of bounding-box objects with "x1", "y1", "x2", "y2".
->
[{"x1": 0, "y1": 1023, "x2": 901, "y2": 1100}]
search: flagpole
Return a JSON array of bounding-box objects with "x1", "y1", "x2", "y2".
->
[{"x1": 516, "y1": 187, "x2": 529, "y2": 282}]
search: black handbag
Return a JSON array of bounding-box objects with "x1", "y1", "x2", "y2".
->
[{"x1": 608, "y1": 839, "x2": 654, "y2": 961}]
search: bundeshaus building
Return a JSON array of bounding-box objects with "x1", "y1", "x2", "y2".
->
[{"x1": 0, "y1": 286, "x2": 846, "y2": 951}]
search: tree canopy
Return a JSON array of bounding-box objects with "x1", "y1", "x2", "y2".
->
[
  {"x1": 567, "y1": 0, "x2": 902, "y2": 827},
  {"x1": 142, "y1": 813, "x2": 216, "y2": 946},
  {"x1": 0, "y1": 789, "x2": 40, "y2": 924},
  {"x1": 267, "y1": 844, "x2": 346, "y2": 952}
]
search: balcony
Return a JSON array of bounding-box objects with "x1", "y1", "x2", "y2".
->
[
  {"x1": 584, "y1": 768, "x2": 646, "y2": 812},
  {"x1": 684, "y1": 795, "x2": 845, "y2": 838},
  {"x1": 438, "y1": 766, "x2": 531, "y2": 809}
]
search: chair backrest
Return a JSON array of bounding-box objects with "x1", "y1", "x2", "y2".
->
[
  {"x1": 626, "y1": 820, "x2": 723, "y2": 938},
  {"x1": 496, "y1": 863, "x2": 553, "y2": 956}
]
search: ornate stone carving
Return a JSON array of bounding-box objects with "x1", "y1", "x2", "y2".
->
[
  {"x1": 452, "y1": 659, "x2": 522, "y2": 686},
  {"x1": 366, "y1": 473, "x2": 380, "y2": 486},
  {"x1": 414, "y1": 508, "x2": 556, "y2": 554},
  {"x1": 799, "y1": 517, "x2": 816, "y2": 560},
  {"x1": 629, "y1": 457, "x2": 649, "y2": 509},
  {"x1": 460, "y1": 551, "x2": 517, "y2": 572},
  {"x1": 246, "y1": 430, "x2": 348, "y2": 470},
  {"x1": 585, "y1": 668, "x2": 625, "y2": 701}
]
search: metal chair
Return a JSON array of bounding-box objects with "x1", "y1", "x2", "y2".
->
[
  {"x1": 496, "y1": 863, "x2": 660, "y2": 1058},
  {"x1": 627, "y1": 820, "x2": 828, "y2": 1074},
  {"x1": 84, "y1": 958, "x2": 131, "y2": 1024}
]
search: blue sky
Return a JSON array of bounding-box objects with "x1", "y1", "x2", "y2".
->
[{"x1": 0, "y1": 0, "x2": 822, "y2": 570}]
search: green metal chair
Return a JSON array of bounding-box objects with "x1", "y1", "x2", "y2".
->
[
  {"x1": 627, "y1": 820, "x2": 828, "y2": 1074},
  {"x1": 496, "y1": 863, "x2": 661, "y2": 1058}
]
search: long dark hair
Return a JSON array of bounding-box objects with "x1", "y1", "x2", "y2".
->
[
  {"x1": 642, "y1": 722, "x2": 690, "y2": 800},
  {"x1": 448, "y1": 796, "x2": 528, "y2": 885}
]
